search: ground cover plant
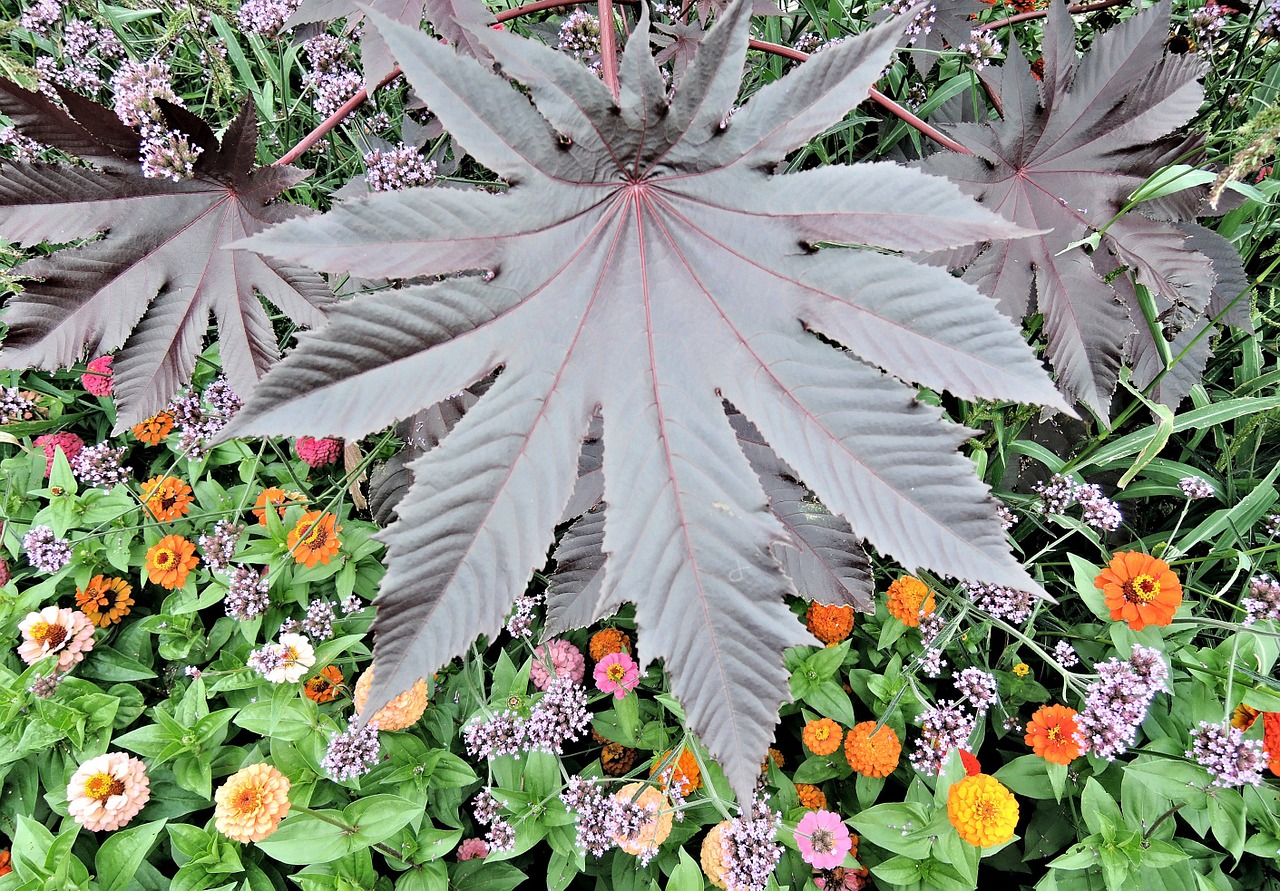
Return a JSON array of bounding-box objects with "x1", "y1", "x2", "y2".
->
[{"x1": 0, "y1": 0, "x2": 1278, "y2": 887}]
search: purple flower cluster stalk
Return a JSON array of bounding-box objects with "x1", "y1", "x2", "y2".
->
[
  {"x1": 963, "y1": 581, "x2": 1036, "y2": 624},
  {"x1": 525, "y1": 679, "x2": 591, "y2": 754},
  {"x1": 322, "y1": 718, "x2": 382, "y2": 780},
  {"x1": 1074, "y1": 645, "x2": 1169, "y2": 760},
  {"x1": 1053, "y1": 640, "x2": 1079, "y2": 668},
  {"x1": 28, "y1": 671, "x2": 63, "y2": 698},
  {"x1": 0, "y1": 387, "x2": 36, "y2": 423},
  {"x1": 237, "y1": 0, "x2": 302, "y2": 37},
  {"x1": 24, "y1": 525, "x2": 73, "y2": 573},
  {"x1": 246, "y1": 645, "x2": 286, "y2": 678},
  {"x1": 909, "y1": 698, "x2": 977, "y2": 776},
  {"x1": 954, "y1": 668, "x2": 998, "y2": 713},
  {"x1": 1035, "y1": 473, "x2": 1079, "y2": 514},
  {"x1": 170, "y1": 376, "x2": 242, "y2": 457},
  {"x1": 486, "y1": 818, "x2": 516, "y2": 852},
  {"x1": 1178, "y1": 476, "x2": 1216, "y2": 499},
  {"x1": 996, "y1": 503, "x2": 1018, "y2": 531},
  {"x1": 505, "y1": 591, "x2": 542, "y2": 639},
  {"x1": 1242, "y1": 574, "x2": 1280, "y2": 626},
  {"x1": 1187, "y1": 721, "x2": 1267, "y2": 788},
  {"x1": 65, "y1": 20, "x2": 125, "y2": 63},
  {"x1": 301, "y1": 599, "x2": 336, "y2": 640},
  {"x1": 558, "y1": 10, "x2": 602, "y2": 58},
  {"x1": 224, "y1": 565, "x2": 270, "y2": 619},
  {"x1": 884, "y1": 0, "x2": 936, "y2": 45},
  {"x1": 111, "y1": 60, "x2": 181, "y2": 127},
  {"x1": 1075, "y1": 483, "x2": 1123, "y2": 532},
  {"x1": 463, "y1": 710, "x2": 530, "y2": 760},
  {"x1": 918, "y1": 611, "x2": 946, "y2": 677},
  {"x1": 473, "y1": 789, "x2": 501, "y2": 825},
  {"x1": 198, "y1": 521, "x2": 242, "y2": 572},
  {"x1": 958, "y1": 30, "x2": 1002, "y2": 69},
  {"x1": 1265, "y1": 513, "x2": 1280, "y2": 538},
  {"x1": 364, "y1": 145, "x2": 437, "y2": 192},
  {"x1": 0, "y1": 127, "x2": 43, "y2": 162},
  {"x1": 71, "y1": 442, "x2": 131, "y2": 489},
  {"x1": 793, "y1": 32, "x2": 825, "y2": 54},
  {"x1": 341, "y1": 594, "x2": 365, "y2": 614},
  {"x1": 19, "y1": 0, "x2": 60, "y2": 34},
  {"x1": 1258, "y1": 0, "x2": 1280, "y2": 39},
  {"x1": 303, "y1": 35, "x2": 362, "y2": 118},
  {"x1": 561, "y1": 776, "x2": 625, "y2": 857},
  {"x1": 1190, "y1": 3, "x2": 1227, "y2": 47},
  {"x1": 140, "y1": 126, "x2": 203, "y2": 181},
  {"x1": 722, "y1": 789, "x2": 784, "y2": 891}
]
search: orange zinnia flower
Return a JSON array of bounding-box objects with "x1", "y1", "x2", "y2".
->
[
  {"x1": 795, "y1": 783, "x2": 827, "y2": 810},
  {"x1": 1231, "y1": 703, "x2": 1260, "y2": 731},
  {"x1": 1095, "y1": 551, "x2": 1182, "y2": 631},
  {"x1": 886, "y1": 576, "x2": 936, "y2": 627},
  {"x1": 1265, "y1": 713, "x2": 1280, "y2": 777},
  {"x1": 287, "y1": 511, "x2": 342, "y2": 568},
  {"x1": 589, "y1": 627, "x2": 632, "y2": 660},
  {"x1": 649, "y1": 746, "x2": 703, "y2": 796},
  {"x1": 806, "y1": 602, "x2": 855, "y2": 645},
  {"x1": 803, "y1": 718, "x2": 843, "y2": 756},
  {"x1": 844, "y1": 721, "x2": 901, "y2": 777},
  {"x1": 131, "y1": 411, "x2": 174, "y2": 445},
  {"x1": 303, "y1": 666, "x2": 345, "y2": 703},
  {"x1": 145, "y1": 535, "x2": 199, "y2": 589},
  {"x1": 75, "y1": 575, "x2": 134, "y2": 626},
  {"x1": 1023, "y1": 704, "x2": 1082, "y2": 765},
  {"x1": 252, "y1": 487, "x2": 306, "y2": 525},
  {"x1": 947, "y1": 774, "x2": 1018, "y2": 847},
  {"x1": 142, "y1": 475, "x2": 195, "y2": 521}
]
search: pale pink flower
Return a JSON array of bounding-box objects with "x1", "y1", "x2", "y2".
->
[
  {"x1": 457, "y1": 837, "x2": 489, "y2": 860},
  {"x1": 593, "y1": 651, "x2": 640, "y2": 699},
  {"x1": 66, "y1": 752, "x2": 150, "y2": 831},
  {"x1": 17, "y1": 606, "x2": 95, "y2": 671},
  {"x1": 795, "y1": 809, "x2": 852, "y2": 870},
  {"x1": 530, "y1": 638, "x2": 585, "y2": 691}
]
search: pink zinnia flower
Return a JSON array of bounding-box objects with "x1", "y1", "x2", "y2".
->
[
  {"x1": 34, "y1": 431, "x2": 84, "y2": 476},
  {"x1": 82, "y1": 356, "x2": 114, "y2": 396},
  {"x1": 296, "y1": 436, "x2": 343, "y2": 468},
  {"x1": 66, "y1": 752, "x2": 150, "y2": 831},
  {"x1": 593, "y1": 651, "x2": 640, "y2": 699},
  {"x1": 17, "y1": 606, "x2": 95, "y2": 671},
  {"x1": 457, "y1": 837, "x2": 489, "y2": 860},
  {"x1": 795, "y1": 809, "x2": 852, "y2": 870},
  {"x1": 529, "y1": 639, "x2": 585, "y2": 691}
]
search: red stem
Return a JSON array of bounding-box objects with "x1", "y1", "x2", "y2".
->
[
  {"x1": 746, "y1": 38, "x2": 974, "y2": 156},
  {"x1": 976, "y1": 0, "x2": 1137, "y2": 32},
  {"x1": 598, "y1": 0, "x2": 621, "y2": 101}
]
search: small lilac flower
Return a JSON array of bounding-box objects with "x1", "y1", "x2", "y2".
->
[
  {"x1": 909, "y1": 698, "x2": 977, "y2": 776},
  {"x1": 24, "y1": 525, "x2": 73, "y2": 573},
  {"x1": 237, "y1": 0, "x2": 302, "y2": 36},
  {"x1": 322, "y1": 717, "x2": 382, "y2": 780},
  {"x1": 341, "y1": 594, "x2": 365, "y2": 614},
  {"x1": 364, "y1": 144, "x2": 437, "y2": 192},
  {"x1": 722, "y1": 788, "x2": 784, "y2": 891},
  {"x1": 301, "y1": 598, "x2": 336, "y2": 641},
  {"x1": 19, "y1": 0, "x2": 60, "y2": 34},
  {"x1": 110, "y1": 60, "x2": 181, "y2": 127},
  {"x1": 198, "y1": 521, "x2": 242, "y2": 572},
  {"x1": 246, "y1": 645, "x2": 286, "y2": 678},
  {"x1": 958, "y1": 29, "x2": 1002, "y2": 69},
  {"x1": 1035, "y1": 473, "x2": 1079, "y2": 515},
  {"x1": 71, "y1": 442, "x2": 131, "y2": 489},
  {"x1": 473, "y1": 789, "x2": 500, "y2": 825},
  {"x1": 526, "y1": 679, "x2": 591, "y2": 753},
  {"x1": 303, "y1": 35, "x2": 361, "y2": 118},
  {"x1": 1178, "y1": 476, "x2": 1216, "y2": 499},
  {"x1": 0, "y1": 387, "x2": 36, "y2": 424},
  {"x1": 1074, "y1": 645, "x2": 1168, "y2": 760},
  {"x1": 995, "y1": 503, "x2": 1018, "y2": 531},
  {"x1": 505, "y1": 592, "x2": 540, "y2": 638},
  {"x1": 558, "y1": 10, "x2": 602, "y2": 58},
  {"x1": 0, "y1": 126, "x2": 43, "y2": 162},
  {"x1": 1187, "y1": 721, "x2": 1267, "y2": 788},
  {"x1": 1053, "y1": 640, "x2": 1079, "y2": 668},
  {"x1": 954, "y1": 668, "x2": 998, "y2": 713},
  {"x1": 561, "y1": 776, "x2": 623, "y2": 857},
  {"x1": 462, "y1": 711, "x2": 530, "y2": 760},
  {"x1": 885, "y1": 0, "x2": 937, "y2": 46},
  {"x1": 1265, "y1": 513, "x2": 1280, "y2": 538},
  {"x1": 224, "y1": 565, "x2": 270, "y2": 620},
  {"x1": 140, "y1": 126, "x2": 203, "y2": 181},
  {"x1": 1075, "y1": 483, "x2": 1123, "y2": 532},
  {"x1": 486, "y1": 817, "x2": 516, "y2": 853},
  {"x1": 1242, "y1": 574, "x2": 1280, "y2": 626},
  {"x1": 28, "y1": 671, "x2": 63, "y2": 698}
]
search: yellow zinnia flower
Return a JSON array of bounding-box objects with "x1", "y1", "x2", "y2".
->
[{"x1": 947, "y1": 774, "x2": 1019, "y2": 847}]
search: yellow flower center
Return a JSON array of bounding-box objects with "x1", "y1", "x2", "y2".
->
[
  {"x1": 1122, "y1": 574, "x2": 1161, "y2": 604},
  {"x1": 232, "y1": 783, "x2": 264, "y2": 815},
  {"x1": 84, "y1": 772, "x2": 125, "y2": 801},
  {"x1": 972, "y1": 797, "x2": 998, "y2": 822},
  {"x1": 30, "y1": 620, "x2": 66, "y2": 647},
  {"x1": 285, "y1": 646, "x2": 300, "y2": 663},
  {"x1": 607, "y1": 663, "x2": 627, "y2": 682},
  {"x1": 814, "y1": 725, "x2": 831, "y2": 740},
  {"x1": 1046, "y1": 726, "x2": 1063, "y2": 742},
  {"x1": 153, "y1": 549, "x2": 176, "y2": 569},
  {"x1": 300, "y1": 521, "x2": 325, "y2": 547}
]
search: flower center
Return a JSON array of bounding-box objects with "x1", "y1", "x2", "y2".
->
[
  {"x1": 30, "y1": 620, "x2": 67, "y2": 647},
  {"x1": 300, "y1": 522, "x2": 324, "y2": 547},
  {"x1": 973, "y1": 798, "x2": 998, "y2": 822},
  {"x1": 285, "y1": 646, "x2": 300, "y2": 663},
  {"x1": 154, "y1": 549, "x2": 176, "y2": 569},
  {"x1": 810, "y1": 827, "x2": 834, "y2": 854},
  {"x1": 1122, "y1": 574, "x2": 1161, "y2": 604},
  {"x1": 1047, "y1": 726, "x2": 1063, "y2": 742},
  {"x1": 607, "y1": 663, "x2": 627, "y2": 682},
  {"x1": 84, "y1": 772, "x2": 125, "y2": 801},
  {"x1": 233, "y1": 784, "x2": 264, "y2": 814}
]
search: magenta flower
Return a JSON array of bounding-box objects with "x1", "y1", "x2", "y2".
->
[
  {"x1": 795, "y1": 809, "x2": 852, "y2": 870},
  {"x1": 593, "y1": 651, "x2": 640, "y2": 699}
]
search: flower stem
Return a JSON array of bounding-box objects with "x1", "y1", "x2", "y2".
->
[
  {"x1": 598, "y1": 0, "x2": 621, "y2": 101},
  {"x1": 975, "y1": 0, "x2": 1139, "y2": 33}
]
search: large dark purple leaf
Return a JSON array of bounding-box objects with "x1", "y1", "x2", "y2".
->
[
  {"x1": 919, "y1": 0, "x2": 1244, "y2": 414},
  {"x1": 0, "y1": 87, "x2": 332, "y2": 428},
  {"x1": 225, "y1": 1, "x2": 1063, "y2": 797}
]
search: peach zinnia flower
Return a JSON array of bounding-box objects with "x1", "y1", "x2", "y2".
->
[
  {"x1": 1095, "y1": 551, "x2": 1182, "y2": 631},
  {"x1": 947, "y1": 774, "x2": 1019, "y2": 847},
  {"x1": 252, "y1": 487, "x2": 306, "y2": 525},
  {"x1": 886, "y1": 576, "x2": 936, "y2": 627},
  {"x1": 700, "y1": 820, "x2": 731, "y2": 890},
  {"x1": 75, "y1": 575, "x2": 135, "y2": 627},
  {"x1": 17, "y1": 606, "x2": 95, "y2": 671},
  {"x1": 806, "y1": 602, "x2": 855, "y2": 645},
  {"x1": 803, "y1": 718, "x2": 843, "y2": 756},
  {"x1": 287, "y1": 511, "x2": 342, "y2": 568},
  {"x1": 131, "y1": 411, "x2": 174, "y2": 445},
  {"x1": 304, "y1": 665, "x2": 345, "y2": 703},
  {"x1": 66, "y1": 752, "x2": 150, "y2": 831},
  {"x1": 141, "y1": 475, "x2": 194, "y2": 521},
  {"x1": 214, "y1": 763, "x2": 291, "y2": 843},
  {"x1": 612, "y1": 783, "x2": 673, "y2": 857},
  {"x1": 145, "y1": 535, "x2": 199, "y2": 589},
  {"x1": 354, "y1": 668, "x2": 429, "y2": 731},
  {"x1": 1024, "y1": 704, "x2": 1082, "y2": 765},
  {"x1": 843, "y1": 721, "x2": 900, "y2": 778}
]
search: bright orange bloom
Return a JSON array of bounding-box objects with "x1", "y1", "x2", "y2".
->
[
  {"x1": 131, "y1": 411, "x2": 174, "y2": 445},
  {"x1": 649, "y1": 747, "x2": 702, "y2": 796},
  {"x1": 947, "y1": 774, "x2": 1018, "y2": 847},
  {"x1": 75, "y1": 575, "x2": 134, "y2": 626},
  {"x1": 760, "y1": 748, "x2": 784, "y2": 773},
  {"x1": 1024, "y1": 704, "x2": 1082, "y2": 765},
  {"x1": 844, "y1": 721, "x2": 901, "y2": 778},
  {"x1": 1231, "y1": 703, "x2": 1260, "y2": 731},
  {"x1": 1096, "y1": 551, "x2": 1182, "y2": 631},
  {"x1": 795, "y1": 783, "x2": 827, "y2": 810},
  {"x1": 252, "y1": 487, "x2": 306, "y2": 525},
  {"x1": 142, "y1": 475, "x2": 194, "y2": 521},
  {"x1": 886, "y1": 576, "x2": 936, "y2": 627},
  {"x1": 303, "y1": 666, "x2": 345, "y2": 703},
  {"x1": 0, "y1": 849, "x2": 10, "y2": 876},
  {"x1": 803, "y1": 718, "x2": 844, "y2": 756},
  {"x1": 959, "y1": 750, "x2": 982, "y2": 776},
  {"x1": 589, "y1": 628, "x2": 632, "y2": 660},
  {"x1": 287, "y1": 511, "x2": 342, "y2": 568},
  {"x1": 806, "y1": 602, "x2": 855, "y2": 645},
  {"x1": 145, "y1": 535, "x2": 199, "y2": 589},
  {"x1": 1265, "y1": 713, "x2": 1280, "y2": 777}
]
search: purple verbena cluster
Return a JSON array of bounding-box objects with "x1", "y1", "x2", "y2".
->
[
  {"x1": 463, "y1": 710, "x2": 530, "y2": 760},
  {"x1": 1034, "y1": 475, "x2": 1123, "y2": 531},
  {"x1": 71, "y1": 442, "x2": 131, "y2": 489},
  {"x1": 0, "y1": 387, "x2": 36, "y2": 423},
  {"x1": 1053, "y1": 639, "x2": 1080, "y2": 668},
  {"x1": 1187, "y1": 721, "x2": 1267, "y2": 788},
  {"x1": 19, "y1": 0, "x2": 60, "y2": 34},
  {"x1": 140, "y1": 125, "x2": 203, "y2": 181},
  {"x1": 246, "y1": 644, "x2": 286, "y2": 678},
  {"x1": 0, "y1": 126, "x2": 43, "y2": 162},
  {"x1": 955, "y1": 668, "x2": 998, "y2": 713},
  {"x1": 958, "y1": 30, "x2": 1002, "y2": 69},
  {"x1": 341, "y1": 594, "x2": 365, "y2": 614},
  {"x1": 1074, "y1": 645, "x2": 1169, "y2": 760},
  {"x1": 198, "y1": 521, "x2": 242, "y2": 572},
  {"x1": 1190, "y1": 3, "x2": 1227, "y2": 46},
  {"x1": 224, "y1": 565, "x2": 270, "y2": 619},
  {"x1": 1257, "y1": 0, "x2": 1280, "y2": 39},
  {"x1": 963, "y1": 581, "x2": 1035, "y2": 624},
  {"x1": 322, "y1": 718, "x2": 382, "y2": 780},
  {"x1": 525, "y1": 679, "x2": 591, "y2": 754},
  {"x1": 28, "y1": 671, "x2": 63, "y2": 698},
  {"x1": 110, "y1": 60, "x2": 181, "y2": 127},
  {"x1": 1242, "y1": 574, "x2": 1280, "y2": 626},
  {"x1": 486, "y1": 818, "x2": 516, "y2": 852},
  {"x1": 885, "y1": 0, "x2": 936, "y2": 46},
  {"x1": 1035, "y1": 473, "x2": 1079, "y2": 514},
  {"x1": 560, "y1": 776, "x2": 657, "y2": 859},
  {"x1": 303, "y1": 35, "x2": 362, "y2": 118},
  {"x1": 909, "y1": 698, "x2": 977, "y2": 776},
  {"x1": 558, "y1": 10, "x2": 602, "y2": 59},
  {"x1": 364, "y1": 144, "x2": 437, "y2": 192},
  {"x1": 1178, "y1": 476, "x2": 1216, "y2": 499},
  {"x1": 237, "y1": 0, "x2": 302, "y2": 37},
  {"x1": 473, "y1": 789, "x2": 501, "y2": 825},
  {"x1": 24, "y1": 525, "x2": 73, "y2": 573},
  {"x1": 301, "y1": 598, "x2": 336, "y2": 640},
  {"x1": 995, "y1": 503, "x2": 1018, "y2": 531},
  {"x1": 505, "y1": 591, "x2": 542, "y2": 639},
  {"x1": 170, "y1": 376, "x2": 242, "y2": 457},
  {"x1": 721, "y1": 789, "x2": 784, "y2": 891},
  {"x1": 918, "y1": 611, "x2": 946, "y2": 677}
]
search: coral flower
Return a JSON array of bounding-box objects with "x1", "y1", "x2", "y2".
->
[
  {"x1": 806, "y1": 602, "x2": 855, "y2": 645},
  {"x1": 82, "y1": 356, "x2": 114, "y2": 396},
  {"x1": 457, "y1": 837, "x2": 489, "y2": 860},
  {"x1": 35, "y1": 432, "x2": 84, "y2": 476},
  {"x1": 843, "y1": 721, "x2": 901, "y2": 778},
  {"x1": 1095, "y1": 551, "x2": 1182, "y2": 631},
  {"x1": 1024, "y1": 704, "x2": 1083, "y2": 765},
  {"x1": 303, "y1": 665, "x2": 345, "y2": 703},
  {"x1": 593, "y1": 651, "x2": 640, "y2": 699},
  {"x1": 75, "y1": 575, "x2": 134, "y2": 627},
  {"x1": 131, "y1": 411, "x2": 174, "y2": 445},
  {"x1": 145, "y1": 535, "x2": 199, "y2": 589},
  {"x1": 589, "y1": 627, "x2": 632, "y2": 660},
  {"x1": 803, "y1": 718, "x2": 844, "y2": 756},
  {"x1": 252, "y1": 487, "x2": 306, "y2": 525},
  {"x1": 533, "y1": 638, "x2": 587, "y2": 690},
  {"x1": 958, "y1": 750, "x2": 983, "y2": 776},
  {"x1": 947, "y1": 774, "x2": 1019, "y2": 847},
  {"x1": 287, "y1": 511, "x2": 342, "y2": 568},
  {"x1": 700, "y1": 820, "x2": 731, "y2": 889},
  {"x1": 1265, "y1": 713, "x2": 1280, "y2": 777},
  {"x1": 611, "y1": 783, "x2": 673, "y2": 857},
  {"x1": 795, "y1": 809, "x2": 852, "y2": 869},
  {"x1": 353, "y1": 668, "x2": 429, "y2": 731},
  {"x1": 796, "y1": 783, "x2": 827, "y2": 810},
  {"x1": 886, "y1": 576, "x2": 936, "y2": 627},
  {"x1": 649, "y1": 746, "x2": 702, "y2": 796},
  {"x1": 0, "y1": 849, "x2": 9, "y2": 876},
  {"x1": 141, "y1": 475, "x2": 195, "y2": 521},
  {"x1": 66, "y1": 752, "x2": 150, "y2": 831},
  {"x1": 296, "y1": 436, "x2": 343, "y2": 468},
  {"x1": 17, "y1": 606, "x2": 95, "y2": 671},
  {"x1": 214, "y1": 763, "x2": 291, "y2": 843}
]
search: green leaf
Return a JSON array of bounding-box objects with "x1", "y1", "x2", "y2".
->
[
  {"x1": 395, "y1": 860, "x2": 448, "y2": 891},
  {"x1": 666, "y1": 848, "x2": 703, "y2": 891},
  {"x1": 447, "y1": 860, "x2": 527, "y2": 891},
  {"x1": 1081, "y1": 779, "x2": 1123, "y2": 837},
  {"x1": 801, "y1": 680, "x2": 856, "y2": 727},
  {"x1": 1067, "y1": 554, "x2": 1109, "y2": 623},
  {"x1": 94, "y1": 820, "x2": 165, "y2": 891},
  {"x1": 993, "y1": 755, "x2": 1055, "y2": 800},
  {"x1": 546, "y1": 850, "x2": 577, "y2": 891},
  {"x1": 614, "y1": 691, "x2": 640, "y2": 746}
]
